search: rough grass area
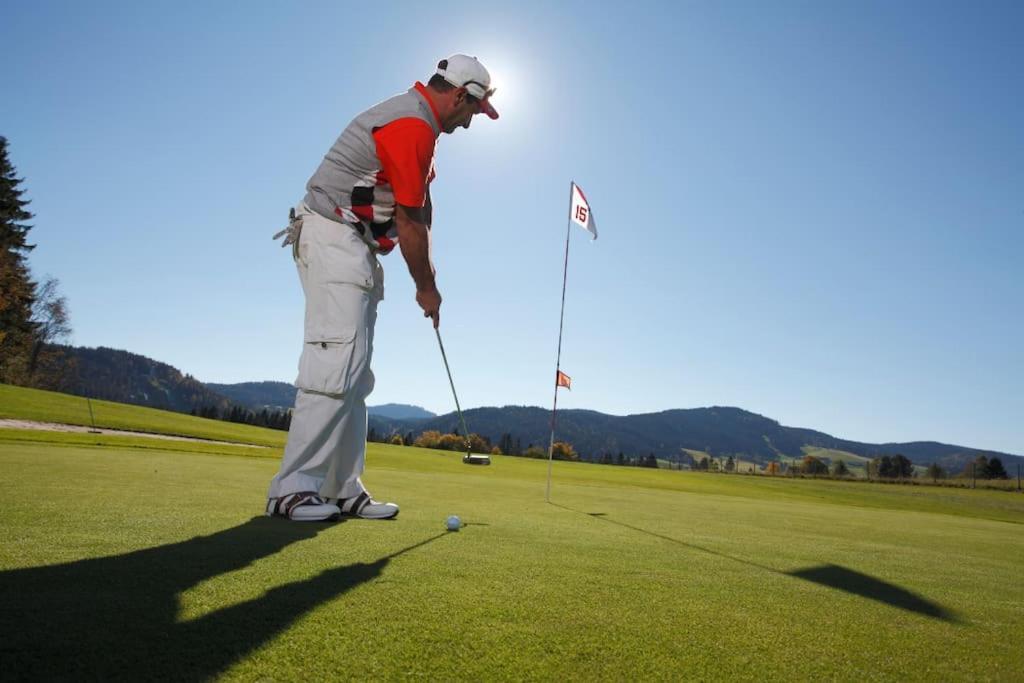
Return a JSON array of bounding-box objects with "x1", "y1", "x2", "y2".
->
[
  {"x1": 1, "y1": 432, "x2": 1022, "y2": 681},
  {"x1": 0, "y1": 428, "x2": 277, "y2": 459},
  {"x1": 0, "y1": 383, "x2": 286, "y2": 447}
]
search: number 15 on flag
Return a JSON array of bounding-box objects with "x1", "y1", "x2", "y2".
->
[{"x1": 569, "y1": 182, "x2": 598, "y2": 240}]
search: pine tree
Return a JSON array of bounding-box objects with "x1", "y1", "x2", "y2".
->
[
  {"x1": 831, "y1": 459, "x2": 850, "y2": 477},
  {"x1": 0, "y1": 136, "x2": 37, "y2": 383},
  {"x1": 987, "y1": 457, "x2": 1008, "y2": 480},
  {"x1": 892, "y1": 454, "x2": 914, "y2": 479}
]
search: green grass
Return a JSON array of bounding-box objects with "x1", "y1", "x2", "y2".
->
[
  {"x1": 2, "y1": 429, "x2": 1022, "y2": 681},
  {"x1": 0, "y1": 383, "x2": 286, "y2": 447},
  {"x1": 802, "y1": 445, "x2": 871, "y2": 466}
]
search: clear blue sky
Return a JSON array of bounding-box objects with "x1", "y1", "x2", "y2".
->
[{"x1": 3, "y1": 1, "x2": 1022, "y2": 454}]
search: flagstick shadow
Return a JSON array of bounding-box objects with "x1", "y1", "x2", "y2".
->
[
  {"x1": 548, "y1": 501, "x2": 959, "y2": 623},
  {"x1": 0, "y1": 517, "x2": 446, "y2": 680}
]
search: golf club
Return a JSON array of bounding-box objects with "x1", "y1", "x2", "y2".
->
[{"x1": 435, "y1": 327, "x2": 490, "y2": 465}]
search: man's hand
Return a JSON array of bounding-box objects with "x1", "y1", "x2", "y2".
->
[{"x1": 416, "y1": 287, "x2": 442, "y2": 328}]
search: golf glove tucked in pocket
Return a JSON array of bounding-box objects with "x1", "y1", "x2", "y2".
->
[{"x1": 272, "y1": 207, "x2": 304, "y2": 260}]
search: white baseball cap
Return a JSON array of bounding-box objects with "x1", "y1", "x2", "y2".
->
[{"x1": 435, "y1": 54, "x2": 499, "y2": 120}]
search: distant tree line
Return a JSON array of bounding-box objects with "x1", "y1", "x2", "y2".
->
[
  {"x1": 865, "y1": 454, "x2": 915, "y2": 479},
  {"x1": 690, "y1": 450, "x2": 1016, "y2": 489},
  {"x1": 956, "y1": 454, "x2": 1009, "y2": 481},
  {"x1": 592, "y1": 452, "x2": 659, "y2": 467},
  {"x1": 368, "y1": 426, "x2": 674, "y2": 468},
  {"x1": 190, "y1": 404, "x2": 292, "y2": 431},
  {"x1": 367, "y1": 427, "x2": 665, "y2": 464}
]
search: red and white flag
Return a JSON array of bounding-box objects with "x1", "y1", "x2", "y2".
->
[
  {"x1": 569, "y1": 182, "x2": 598, "y2": 240},
  {"x1": 556, "y1": 370, "x2": 572, "y2": 390}
]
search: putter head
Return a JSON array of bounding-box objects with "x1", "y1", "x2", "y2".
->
[{"x1": 463, "y1": 452, "x2": 491, "y2": 465}]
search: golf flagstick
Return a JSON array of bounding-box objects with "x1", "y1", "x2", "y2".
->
[
  {"x1": 546, "y1": 182, "x2": 574, "y2": 502},
  {"x1": 544, "y1": 181, "x2": 598, "y2": 499},
  {"x1": 546, "y1": 181, "x2": 597, "y2": 501}
]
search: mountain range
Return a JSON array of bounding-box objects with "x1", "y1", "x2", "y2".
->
[
  {"x1": 27, "y1": 345, "x2": 1022, "y2": 473},
  {"x1": 366, "y1": 405, "x2": 1021, "y2": 473}
]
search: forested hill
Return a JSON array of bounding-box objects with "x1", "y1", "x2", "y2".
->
[
  {"x1": 206, "y1": 381, "x2": 435, "y2": 420},
  {"x1": 206, "y1": 381, "x2": 296, "y2": 410},
  {"x1": 369, "y1": 405, "x2": 1022, "y2": 472},
  {"x1": 34, "y1": 345, "x2": 231, "y2": 414}
]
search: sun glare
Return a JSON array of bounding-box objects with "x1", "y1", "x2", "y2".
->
[{"x1": 487, "y1": 62, "x2": 515, "y2": 117}]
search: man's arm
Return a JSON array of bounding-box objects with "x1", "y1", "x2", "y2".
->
[{"x1": 395, "y1": 203, "x2": 441, "y2": 328}]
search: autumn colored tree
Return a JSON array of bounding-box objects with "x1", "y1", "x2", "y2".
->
[
  {"x1": 413, "y1": 430, "x2": 444, "y2": 449},
  {"x1": 801, "y1": 455, "x2": 829, "y2": 475},
  {"x1": 551, "y1": 441, "x2": 579, "y2": 461}
]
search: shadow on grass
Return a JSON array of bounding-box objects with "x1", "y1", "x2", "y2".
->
[
  {"x1": 552, "y1": 502, "x2": 958, "y2": 623},
  {"x1": 786, "y1": 564, "x2": 956, "y2": 621},
  {"x1": 0, "y1": 516, "x2": 444, "y2": 680}
]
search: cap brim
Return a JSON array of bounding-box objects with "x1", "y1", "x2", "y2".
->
[{"x1": 481, "y1": 98, "x2": 499, "y2": 120}]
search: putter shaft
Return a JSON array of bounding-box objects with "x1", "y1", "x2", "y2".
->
[{"x1": 435, "y1": 328, "x2": 472, "y2": 450}]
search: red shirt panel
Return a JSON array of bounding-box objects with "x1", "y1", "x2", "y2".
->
[{"x1": 373, "y1": 117, "x2": 436, "y2": 207}]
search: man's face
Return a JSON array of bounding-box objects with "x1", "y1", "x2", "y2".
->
[{"x1": 443, "y1": 89, "x2": 484, "y2": 134}]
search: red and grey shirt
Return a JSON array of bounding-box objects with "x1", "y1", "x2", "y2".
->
[{"x1": 304, "y1": 82, "x2": 441, "y2": 254}]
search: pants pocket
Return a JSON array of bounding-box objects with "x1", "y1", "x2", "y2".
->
[{"x1": 296, "y1": 338, "x2": 361, "y2": 396}]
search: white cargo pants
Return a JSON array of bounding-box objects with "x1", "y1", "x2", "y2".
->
[{"x1": 267, "y1": 203, "x2": 383, "y2": 500}]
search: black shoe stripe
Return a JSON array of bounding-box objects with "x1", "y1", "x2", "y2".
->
[
  {"x1": 284, "y1": 491, "x2": 319, "y2": 516},
  {"x1": 349, "y1": 492, "x2": 369, "y2": 515}
]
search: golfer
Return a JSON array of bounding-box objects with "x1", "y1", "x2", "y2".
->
[{"x1": 266, "y1": 55, "x2": 498, "y2": 521}]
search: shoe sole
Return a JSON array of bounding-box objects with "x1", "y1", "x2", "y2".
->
[
  {"x1": 266, "y1": 512, "x2": 340, "y2": 522},
  {"x1": 353, "y1": 510, "x2": 399, "y2": 520}
]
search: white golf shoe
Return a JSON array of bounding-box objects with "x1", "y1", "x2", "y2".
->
[
  {"x1": 266, "y1": 492, "x2": 340, "y2": 521},
  {"x1": 328, "y1": 491, "x2": 399, "y2": 520}
]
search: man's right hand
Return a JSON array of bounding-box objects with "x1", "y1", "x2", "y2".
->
[{"x1": 417, "y1": 287, "x2": 442, "y2": 328}]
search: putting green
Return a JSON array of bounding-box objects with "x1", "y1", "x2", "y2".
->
[{"x1": 1, "y1": 434, "x2": 1021, "y2": 680}]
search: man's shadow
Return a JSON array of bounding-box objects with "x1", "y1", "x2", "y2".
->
[
  {"x1": 550, "y1": 503, "x2": 958, "y2": 623},
  {"x1": 0, "y1": 516, "x2": 444, "y2": 681}
]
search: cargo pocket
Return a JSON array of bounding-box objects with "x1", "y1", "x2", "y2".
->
[
  {"x1": 296, "y1": 333, "x2": 359, "y2": 396},
  {"x1": 295, "y1": 281, "x2": 373, "y2": 396}
]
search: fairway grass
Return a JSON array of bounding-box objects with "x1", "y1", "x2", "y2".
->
[{"x1": 1, "y1": 435, "x2": 1022, "y2": 681}]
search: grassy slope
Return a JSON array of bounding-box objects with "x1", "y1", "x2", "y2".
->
[
  {"x1": 803, "y1": 445, "x2": 871, "y2": 465},
  {"x1": 802, "y1": 446, "x2": 938, "y2": 479},
  {"x1": 2, "y1": 432, "x2": 1022, "y2": 681},
  {"x1": 0, "y1": 383, "x2": 285, "y2": 447}
]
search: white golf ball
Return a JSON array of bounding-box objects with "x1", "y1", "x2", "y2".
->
[{"x1": 446, "y1": 515, "x2": 461, "y2": 531}]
